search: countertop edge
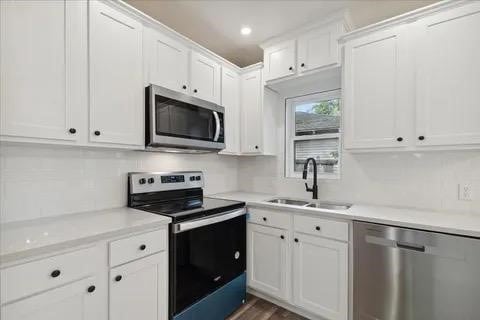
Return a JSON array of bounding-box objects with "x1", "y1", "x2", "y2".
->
[{"x1": 210, "y1": 192, "x2": 480, "y2": 239}]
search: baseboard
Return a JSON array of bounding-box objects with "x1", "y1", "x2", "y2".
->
[{"x1": 247, "y1": 287, "x2": 327, "y2": 320}]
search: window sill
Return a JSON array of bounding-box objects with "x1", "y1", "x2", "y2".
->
[{"x1": 285, "y1": 173, "x2": 340, "y2": 180}]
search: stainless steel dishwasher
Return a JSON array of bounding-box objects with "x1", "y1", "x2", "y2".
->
[{"x1": 354, "y1": 221, "x2": 480, "y2": 320}]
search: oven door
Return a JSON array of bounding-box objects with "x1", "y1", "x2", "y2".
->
[
  {"x1": 170, "y1": 208, "x2": 246, "y2": 317},
  {"x1": 147, "y1": 85, "x2": 225, "y2": 151}
]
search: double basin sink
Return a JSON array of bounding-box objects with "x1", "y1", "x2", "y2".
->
[{"x1": 266, "y1": 198, "x2": 352, "y2": 210}]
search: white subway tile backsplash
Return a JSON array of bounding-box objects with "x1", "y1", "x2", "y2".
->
[{"x1": 0, "y1": 144, "x2": 239, "y2": 223}]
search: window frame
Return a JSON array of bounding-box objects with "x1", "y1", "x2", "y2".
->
[{"x1": 285, "y1": 89, "x2": 342, "y2": 180}]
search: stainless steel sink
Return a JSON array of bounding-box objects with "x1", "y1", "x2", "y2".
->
[
  {"x1": 306, "y1": 202, "x2": 352, "y2": 210},
  {"x1": 267, "y1": 198, "x2": 310, "y2": 206}
]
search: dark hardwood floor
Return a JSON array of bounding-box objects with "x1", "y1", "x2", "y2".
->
[{"x1": 227, "y1": 295, "x2": 308, "y2": 320}]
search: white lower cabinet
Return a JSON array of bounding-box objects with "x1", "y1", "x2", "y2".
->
[
  {"x1": 0, "y1": 227, "x2": 169, "y2": 320},
  {"x1": 109, "y1": 252, "x2": 167, "y2": 320},
  {"x1": 2, "y1": 277, "x2": 103, "y2": 320},
  {"x1": 247, "y1": 223, "x2": 290, "y2": 301},
  {"x1": 247, "y1": 208, "x2": 349, "y2": 320},
  {"x1": 292, "y1": 233, "x2": 348, "y2": 320}
]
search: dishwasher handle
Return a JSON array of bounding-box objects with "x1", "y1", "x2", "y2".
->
[{"x1": 396, "y1": 241, "x2": 425, "y2": 252}]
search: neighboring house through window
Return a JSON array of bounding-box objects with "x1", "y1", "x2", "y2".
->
[{"x1": 285, "y1": 89, "x2": 341, "y2": 179}]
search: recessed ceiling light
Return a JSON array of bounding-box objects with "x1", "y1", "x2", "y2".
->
[{"x1": 240, "y1": 26, "x2": 252, "y2": 36}]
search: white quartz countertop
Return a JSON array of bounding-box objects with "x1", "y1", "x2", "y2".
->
[
  {"x1": 211, "y1": 191, "x2": 480, "y2": 238},
  {"x1": 0, "y1": 207, "x2": 171, "y2": 264}
]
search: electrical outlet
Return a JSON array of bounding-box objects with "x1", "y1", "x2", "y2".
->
[{"x1": 458, "y1": 183, "x2": 473, "y2": 201}]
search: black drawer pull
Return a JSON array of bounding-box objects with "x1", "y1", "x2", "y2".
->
[
  {"x1": 280, "y1": 235, "x2": 285, "y2": 240},
  {"x1": 69, "y1": 128, "x2": 76, "y2": 134},
  {"x1": 139, "y1": 244, "x2": 147, "y2": 251},
  {"x1": 94, "y1": 130, "x2": 101, "y2": 136},
  {"x1": 262, "y1": 217, "x2": 267, "y2": 222},
  {"x1": 51, "y1": 270, "x2": 61, "y2": 278},
  {"x1": 294, "y1": 238, "x2": 299, "y2": 243},
  {"x1": 115, "y1": 275, "x2": 122, "y2": 282},
  {"x1": 87, "y1": 285, "x2": 96, "y2": 293},
  {"x1": 315, "y1": 226, "x2": 321, "y2": 231}
]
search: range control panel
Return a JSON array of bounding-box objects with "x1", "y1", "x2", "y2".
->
[{"x1": 129, "y1": 171, "x2": 204, "y2": 194}]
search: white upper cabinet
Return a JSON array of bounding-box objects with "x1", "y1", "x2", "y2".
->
[
  {"x1": 3, "y1": 277, "x2": 103, "y2": 320},
  {"x1": 241, "y1": 68, "x2": 263, "y2": 154},
  {"x1": 109, "y1": 252, "x2": 167, "y2": 320},
  {"x1": 190, "y1": 51, "x2": 221, "y2": 104},
  {"x1": 415, "y1": 2, "x2": 480, "y2": 147},
  {"x1": 293, "y1": 233, "x2": 348, "y2": 320},
  {"x1": 89, "y1": 0, "x2": 143, "y2": 147},
  {"x1": 146, "y1": 28, "x2": 189, "y2": 94},
  {"x1": 343, "y1": 1, "x2": 480, "y2": 151},
  {"x1": 0, "y1": 0, "x2": 84, "y2": 143},
  {"x1": 220, "y1": 67, "x2": 241, "y2": 154},
  {"x1": 263, "y1": 39, "x2": 296, "y2": 82},
  {"x1": 297, "y1": 22, "x2": 342, "y2": 74},
  {"x1": 247, "y1": 224, "x2": 290, "y2": 301},
  {"x1": 343, "y1": 26, "x2": 411, "y2": 149}
]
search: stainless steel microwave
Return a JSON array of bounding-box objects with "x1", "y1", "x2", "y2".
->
[{"x1": 145, "y1": 85, "x2": 225, "y2": 152}]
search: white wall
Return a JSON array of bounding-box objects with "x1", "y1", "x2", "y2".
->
[
  {"x1": 0, "y1": 144, "x2": 239, "y2": 223},
  {"x1": 237, "y1": 85, "x2": 480, "y2": 215}
]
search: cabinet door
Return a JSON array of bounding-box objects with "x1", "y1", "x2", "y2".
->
[
  {"x1": 2, "y1": 277, "x2": 104, "y2": 320},
  {"x1": 343, "y1": 26, "x2": 412, "y2": 149},
  {"x1": 89, "y1": 0, "x2": 143, "y2": 147},
  {"x1": 146, "y1": 28, "x2": 189, "y2": 93},
  {"x1": 190, "y1": 51, "x2": 221, "y2": 104},
  {"x1": 247, "y1": 224, "x2": 290, "y2": 301},
  {"x1": 240, "y1": 69, "x2": 263, "y2": 154},
  {"x1": 110, "y1": 253, "x2": 167, "y2": 320},
  {"x1": 298, "y1": 22, "x2": 342, "y2": 74},
  {"x1": 293, "y1": 234, "x2": 348, "y2": 320},
  {"x1": 220, "y1": 67, "x2": 241, "y2": 154},
  {"x1": 416, "y1": 2, "x2": 480, "y2": 147},
  {"x1": 0, "y1": 0, "x2": 84, "y2": 142},
  {"x1": 263, "y1": 40, "x2": 296, "y2": 82}
]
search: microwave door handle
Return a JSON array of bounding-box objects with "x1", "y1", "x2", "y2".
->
[{"x1": 213, "y1": 111, "x2": 220, "y2": 142}]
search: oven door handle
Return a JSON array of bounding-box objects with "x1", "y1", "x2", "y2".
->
[
  {"x1": 173, "y1": 208, "x2": 245, "y2": 233},
  {"x1": 213, "y1": 111, "x2": 220, "y2": 142}
]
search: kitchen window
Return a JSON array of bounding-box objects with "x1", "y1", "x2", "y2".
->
[{"x1": 285, "y1": 89, "x2": 341, "y2": 179}]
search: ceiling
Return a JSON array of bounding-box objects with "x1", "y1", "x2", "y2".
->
[{"x1": 126, "y1": 0, "x2": 438, "y2": 67}]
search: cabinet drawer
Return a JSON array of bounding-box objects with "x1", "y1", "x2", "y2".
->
[
  {"x1": 0, "y1": 246, "x2": 100, "y2": 304},
  {"x1": 248, "y1": 207, "x2": 291, "y2": 229},
  {"x1": 294, "y1": 215, "x2": 348, "y2": 242},
  {"x1": 109, "y1": 229, "x2": 167, "y2": 267}
]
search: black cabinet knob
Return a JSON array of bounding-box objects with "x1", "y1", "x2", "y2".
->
[
  {"x1": 94, "y1": 130, "x2": 101, "y2": 136},
  {"x1": 193, "y1": 89, "x2": 198, "y2": 93},
  {"x1": 301, "y1": 63, "x2": 305, "y2": 67},
  {"x1": 397, "y1": 137, "x2": 403, "y2": 142},
  {"x1": 87, "y1": 285, "x2": 96, "y2": 293},
  {"x1": 294, "y1": 238, "x2": 299, "y2": 243},
  {"x1": 115, "y1": 275, "x2": 122, "y2": 282},
  {"x1": 289, "y1": 66, "x2": 293, "y2": 71},
  {"x1": 69, "y1": 128, "x2": 76, "y2": 134},
  {"x1": 418, "y1": 136, "x2": 425, "y2": 141},
  {"x1": 262, "y1": 217, "x2": 267, "y2": 222},
  {"x1": 182, "y1": 85, "x2": 187, "y2": 90},
  {"x1": 280, "y1": 235, "x2": 285, "y2": 240},
  {"x1": 315, "y1": 226, "x2": 321, "y2": 231},
  {"x1": 51, "y1": 270, "x2": 61, "y2": 278},
  {"x1": 139, "y1": 244, "x2": 147, "y2": 251},
  {"x1": 255, "y1": 145, "x2": 259, "y2": 150}
]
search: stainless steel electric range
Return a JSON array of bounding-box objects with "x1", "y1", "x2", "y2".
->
[{"x1": 128, "y1": 171, "x2": 246, "y2": 320}]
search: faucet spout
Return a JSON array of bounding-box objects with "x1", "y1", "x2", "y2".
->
[{"x1": 303, "y1": 158, "x2": 318, "y2": 200}]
